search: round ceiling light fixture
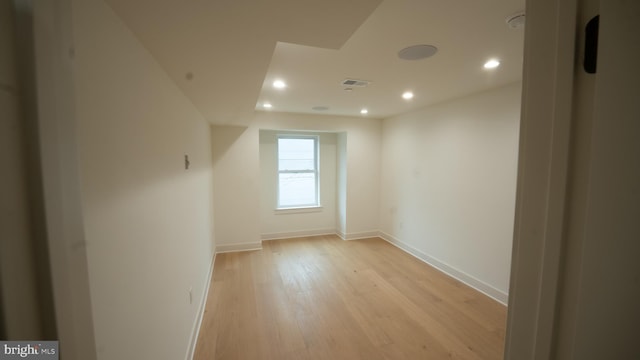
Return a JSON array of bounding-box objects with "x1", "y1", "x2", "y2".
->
[
  {"x1": 506, "y1": 12, "x2": 525, "y2": 29},
  {"x1": 398, "y1": 44, "x2": 438, "y2": 61}
]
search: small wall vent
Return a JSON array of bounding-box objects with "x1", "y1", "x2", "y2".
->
[{"x1": 341, "y1": 79, "x2": 371, "y2": 87}]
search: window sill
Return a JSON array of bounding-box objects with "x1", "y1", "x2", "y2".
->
[{"x1": 274, "y1": 206, "x2": 323, "y2": 215}]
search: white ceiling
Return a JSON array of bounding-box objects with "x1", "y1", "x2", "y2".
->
[{"x1": 104, "y1": 0, "x2": 525, "y2": 124}]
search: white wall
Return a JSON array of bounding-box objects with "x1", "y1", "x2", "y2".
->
[
  {"x1": 336, "y1": 132, "x2": 348, "y2": 236},
  {"x1": 212, "y1": 111, "x2": 381, "y2": 248},
  {"x1": 259, "y1": 130, "x2": 337, "y2": 239},
  {"x1": 210, "y1": 125, "x2": 261, "y2": 251},
  {"x1": 72, "y1": 0, "x2": 215, "y2": 358},
  {"x1": 379, "y1": 82, "x2": 521, "y2": 303}
]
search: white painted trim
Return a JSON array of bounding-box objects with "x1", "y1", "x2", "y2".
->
[
  {"x1": 273, "y1": 206, "x2": 323, "y2": 215},
  {"x1": 32, "y1": 1, "x2": 97, "y2": 357},
  {"x1": 340, "y1": 230, "x2": 380, "y2": 241},
  {"x1": 215, "y1": 242, "x2": 262, "y2": 253},
  {"x1": 504, "y1": 0, "x2": 578, "y2": 358},
  {"x1": 261, "y1": 228, "x2": 336, "y2": 241},
  {"x1": 185, "y1": 252, "x2": 216, "y2": 360},
  {"x1": 336, "y1": 230, "x2": 346, "y2": 240},
  {"x1": 378, "y1": 232, "x2": 508, "y2": 305}
]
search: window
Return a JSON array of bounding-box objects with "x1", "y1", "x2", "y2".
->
[{"x1": 277, "y1": 136, "x2": 319, "y2": 208}]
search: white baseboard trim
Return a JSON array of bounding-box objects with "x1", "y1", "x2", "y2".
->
[
  {"x1": 378, "y1": 231, "x2": 508, "y2": 305},
  {"x1": 216, "y1": 242, "x2": 262, "y2": 253},
  {"x1": 261, "y1": 228, "x2": 336, "y2": 241},
  {"x1": 339, "y1": 230, "x2": 380, "y2": 241},
  {"x1": 185, "y1": 252, "x2": 216, "y2": 360}
]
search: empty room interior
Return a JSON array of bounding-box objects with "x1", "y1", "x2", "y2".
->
[
  {"x1": 6, "y1": 0, "x2": 524, "y2": 358},
  {"x1": 6, "y1": 0, "x2": 640, "y2": 359}
]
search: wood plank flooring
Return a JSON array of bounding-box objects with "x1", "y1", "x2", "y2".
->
[{"x1": 193, "y1": 235, "x2": 507, "y2": 360}]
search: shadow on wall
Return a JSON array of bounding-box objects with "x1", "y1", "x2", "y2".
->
[
  {"x1": 210, "y1": 125, "x2": 248, "y2": 164},
  {"x1": 0, "y1": 0, "x2": 57, "y2": 340}
]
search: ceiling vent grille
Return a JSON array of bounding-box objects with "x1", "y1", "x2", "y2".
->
[{"x1": 341, "y1": 79, "x2": 371, "y2": 87}]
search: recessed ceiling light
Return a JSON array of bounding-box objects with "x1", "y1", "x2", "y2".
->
[
  {"x1": 273, "y1": 80, "x2": 286, "y2": 89},
  {"x1": 484, "y1": 59, "x2": 501, "y2": 69},
  {"x1": 398, "y1": 44, "x2": 438, "y2": 60},
  {"x1": 402, "y1": 91, "x2": 414, "y2": 100},
  {"x1": 263, "y1": 103, "x2": 272, "y2": 109},
  {"x1": 360, "y1": 109, "x2": 368, "y2": 114}
]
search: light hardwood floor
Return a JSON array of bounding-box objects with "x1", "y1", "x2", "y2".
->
[{"x1": 193, "y1": 235, "x2": 507, "y2": 360}]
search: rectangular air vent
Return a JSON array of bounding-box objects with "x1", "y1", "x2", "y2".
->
[{"x1": 341, "y1": 79, "x2": 371, "y2": 87}]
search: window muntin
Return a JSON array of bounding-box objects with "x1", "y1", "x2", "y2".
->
[{"x1": 277, "y1": 136, "x2": 319, "y2": 208}]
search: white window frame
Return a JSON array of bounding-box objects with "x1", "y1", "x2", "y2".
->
[{"x1": 276, "y1": 135, "x2": 320, "y2": 210}]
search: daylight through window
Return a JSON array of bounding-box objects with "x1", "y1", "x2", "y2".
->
[{"x1": 277, "y1": 136, "x2": 319, "y2": 208}]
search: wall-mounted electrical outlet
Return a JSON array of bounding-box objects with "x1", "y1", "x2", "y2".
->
[{"x1": 189, "y1": 287, "x2": 193, "y2": 305}]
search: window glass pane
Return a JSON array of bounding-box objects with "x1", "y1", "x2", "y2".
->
[
  {"x1": 278, "y1": 138, "x2": 315, "y2": 171},
  {"x1": 279, "y1": 173, "x2": 316, "y2": 207}
]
